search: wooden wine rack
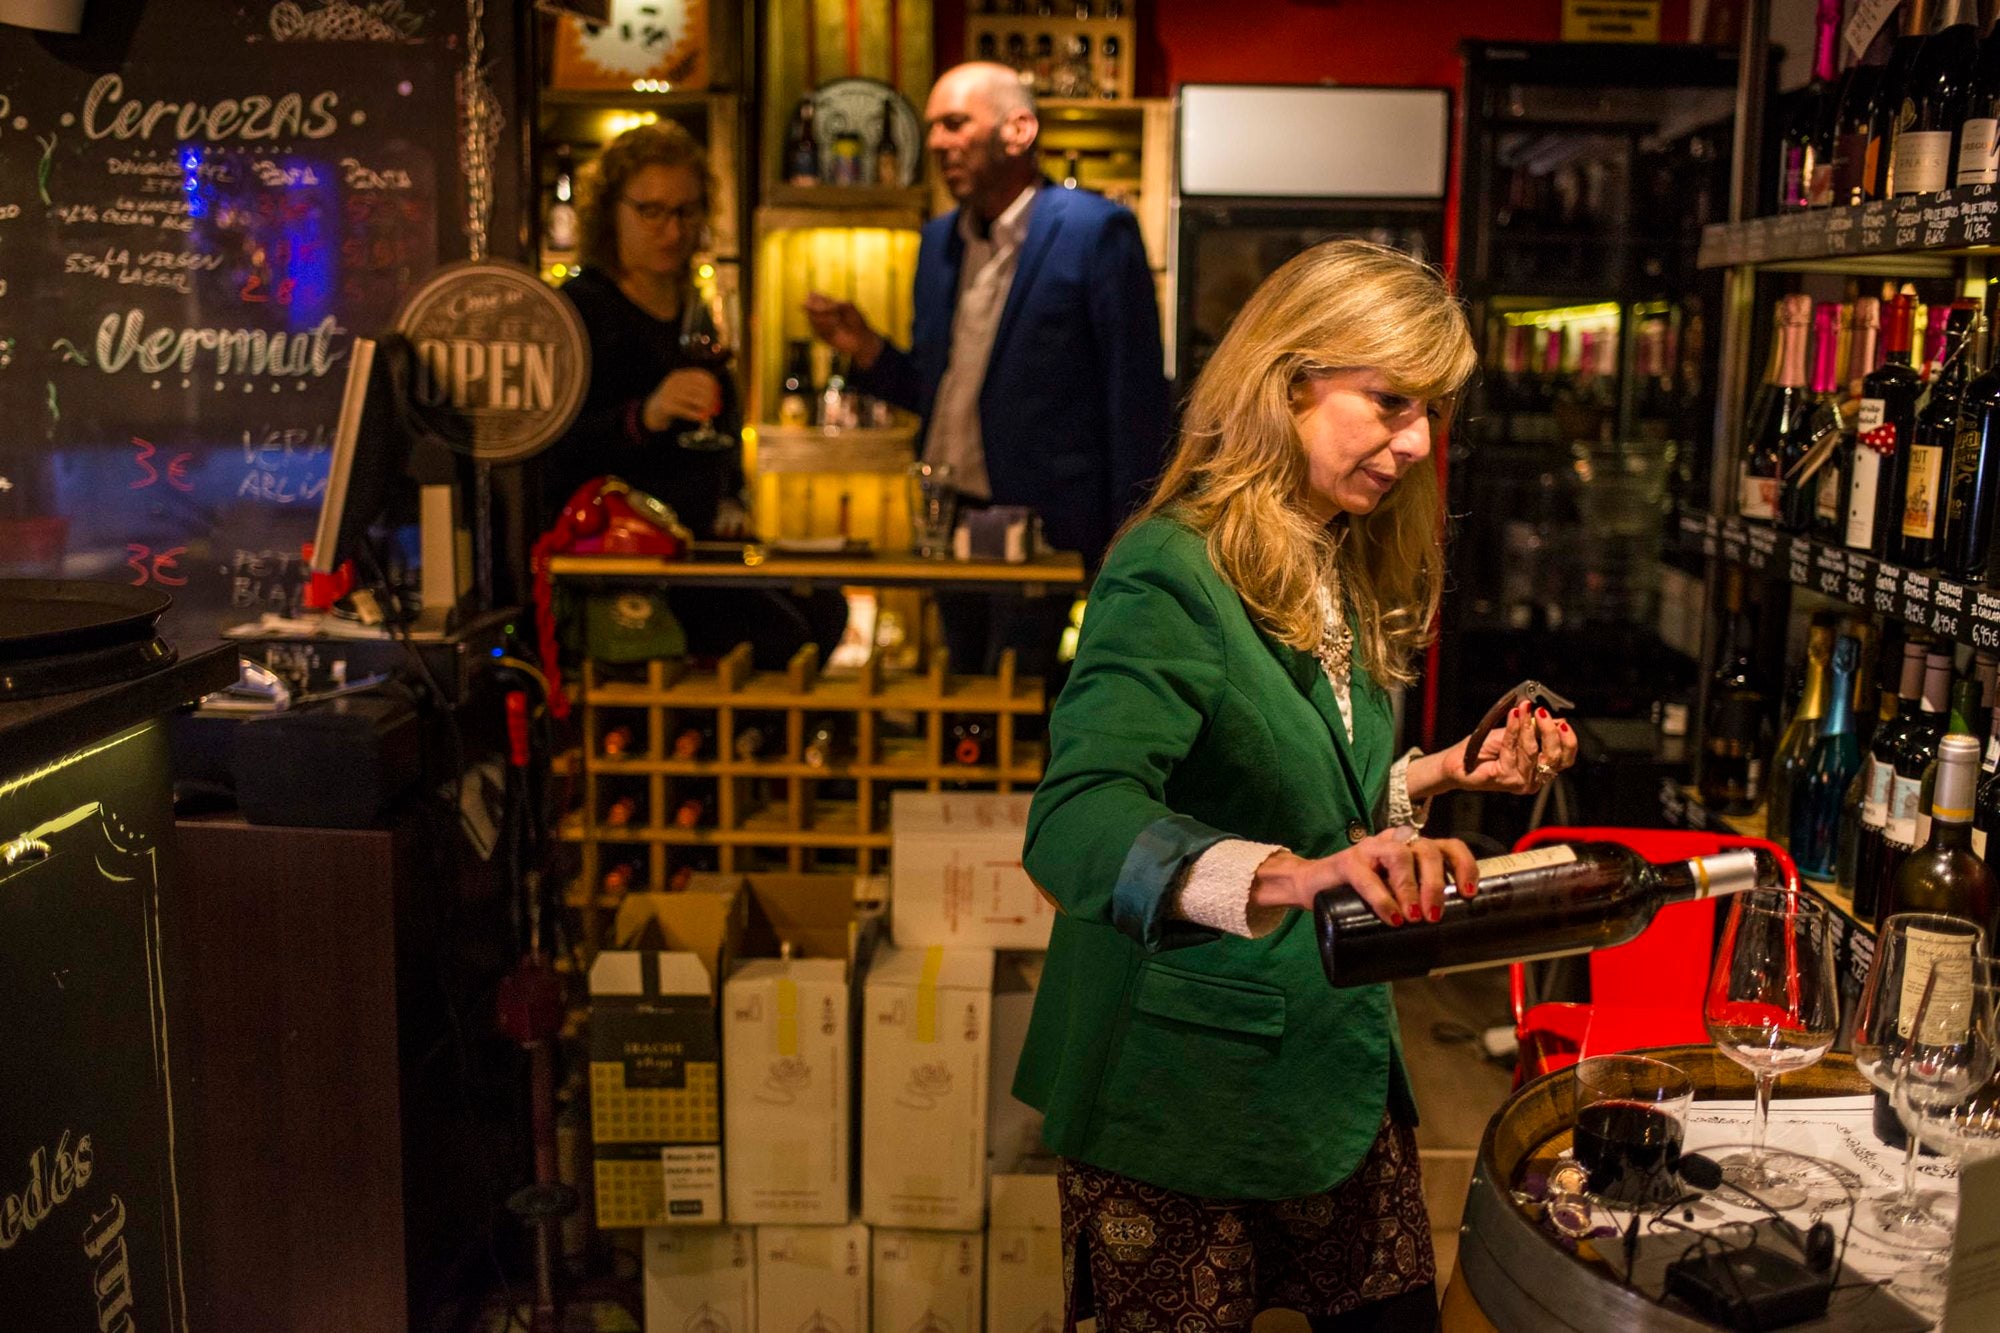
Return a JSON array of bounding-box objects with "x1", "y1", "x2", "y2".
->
[{"x1": 559, "y1": 642, "x2": 1045, "y2": 955}]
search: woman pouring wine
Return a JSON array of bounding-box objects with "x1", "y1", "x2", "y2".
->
[{"x1": 1011, "y1": 240, "x2": 1581, "y2": 1331}]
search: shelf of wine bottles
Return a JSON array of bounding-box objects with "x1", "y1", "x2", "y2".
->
[
  {"x1": 1678, "y1": 509, "x2": 2000, "y2": 651},
  {"x1": 1698, "y1": 185, "x2": 2000, "y2": 270}
]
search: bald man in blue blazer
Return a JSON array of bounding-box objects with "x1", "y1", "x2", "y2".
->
[{"x1": 806, "y1": 62, "x2": 1172, "y2": 680}]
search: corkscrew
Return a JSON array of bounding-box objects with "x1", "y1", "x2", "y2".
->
[{"x1": 1461, "y1": 679, "x2": 1577, "y2": 775}]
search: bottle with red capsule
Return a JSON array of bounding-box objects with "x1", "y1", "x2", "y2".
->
[{"x1": 950, "y1": 715, "x2": 994, "y2": 766}]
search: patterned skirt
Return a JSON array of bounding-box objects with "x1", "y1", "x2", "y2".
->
[{"x1": 1057, "y1": 1113, "x2": 1436, "y2": 1330}]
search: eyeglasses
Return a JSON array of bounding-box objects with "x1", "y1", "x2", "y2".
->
[{"x1": 621, "y1": 197, "x2": 704, "y2": 228}]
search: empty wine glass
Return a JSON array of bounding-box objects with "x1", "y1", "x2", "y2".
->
[
  {"x1": 1853, "y1": 911, "x2": 1987, "y2": 1247},
  {"x1": 676, "y1": 283, "x2": 735, "y2": 452},
  {"x1": 1703, "y1": 888, "x2": 1840, "y2": 1210},
  {"x1": 1897, "y1": 954, "x2": 2000, "y2": 1171}
]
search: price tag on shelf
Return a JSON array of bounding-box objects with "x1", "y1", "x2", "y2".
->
[
  {"x1": 1813, "y1": 544, "x2": 1846, "y2": 599},
  {"x1": 1789, "y1": 544, "x2": 1813, "y2": 587},
  {"x1": 1825, "y1": 209, "x2": 1855, "y2": 254},
  {"x1": 1902, "y1": 568, "x2": 1934, "y2": 627},
  {"x1": 1874, "y1": 565, "x2": 1901, "y2": 616},
  {"x1": 1846, "y1": 551, "x2": 1873, "y2": 607},
  {"x1": 1971, "y1": 589, "x2": 2000, "y2": 652},
  {"x1": 1746, "y1": 524, "x2": 1778, "y2": 571},
  {"x1": 1968, "y1": 195, "x2": 1999, "y2": 246}
]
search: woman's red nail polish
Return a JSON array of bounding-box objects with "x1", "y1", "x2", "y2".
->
[
  {"x1": 1428, "y1": 906, "x2": 1442, "y2": 923},
  {"x1": 1536, "y1": 707, "x2": 1550, "y2": 719},
  {"x1": 1559, "y1": 720, "x2": 1571, "y2": 733},
  {"x1": 1387, "y1": 911, "x2": 1404, "y2": 927}
]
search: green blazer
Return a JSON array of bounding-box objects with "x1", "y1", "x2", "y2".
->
[{"x1": 1013, "y1": 513, "x2": 1416, "y2": 1200}]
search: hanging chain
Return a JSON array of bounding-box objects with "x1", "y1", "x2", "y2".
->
[{"x1": 458, "y1": 0, "x2": 503, "y2": 262}]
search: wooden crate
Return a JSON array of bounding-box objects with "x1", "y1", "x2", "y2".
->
[{"x1": 560, "y1": 642, "x2": 1045, "y2": 957}]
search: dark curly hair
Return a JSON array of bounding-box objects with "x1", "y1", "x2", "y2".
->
[{"x1": 577, "y1": 120, "x2": 715, "y2": 274}]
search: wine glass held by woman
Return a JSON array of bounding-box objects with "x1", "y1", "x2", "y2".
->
[
  {"x1": 1701, "y1": 888, "x2": 1841, "y2": 1211},
  {"x1": 1852, "y1": 911, "x2": 1988, "y2": 1248},
  {"x1": 1012, "y1": 240, "x2": 1578, "y2": 1328}
]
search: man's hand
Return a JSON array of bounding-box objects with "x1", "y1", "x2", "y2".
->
[
  {"x1": 802, "y1": 292, "x2": 885, "y2": 370},
  {"x1": 643, "y1": 368, "x2": 723, "y2": 433}
]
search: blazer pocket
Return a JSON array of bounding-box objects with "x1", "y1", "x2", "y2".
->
[{"x1": 1132, "y1": 966, "x2": 1286, "y2": 1039}]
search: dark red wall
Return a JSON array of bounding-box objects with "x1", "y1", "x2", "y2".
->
[{"x1": 937, "y1": 1, "x2": 1696, "y2": 96}]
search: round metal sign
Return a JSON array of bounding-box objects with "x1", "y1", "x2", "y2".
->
[{"x1": 394, "y1": 260, "x2": 589, "y2": 465}]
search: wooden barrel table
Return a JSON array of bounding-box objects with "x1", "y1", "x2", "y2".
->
[{"x1": 1442, "y1": 1046, "x2": 1871, "y2": 1332}]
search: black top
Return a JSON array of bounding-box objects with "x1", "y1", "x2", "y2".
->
[{"x1": 537, "y1": 267, "x2": 745, "y2": 538}]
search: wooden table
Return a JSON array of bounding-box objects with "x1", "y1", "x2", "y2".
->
[{"x1": 548, "y1": 545, "x2": 1087, "y2": 598}]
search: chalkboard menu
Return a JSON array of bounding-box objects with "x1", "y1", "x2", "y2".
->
[
  {"x1": 0, "y1": 720, "x2": 186, "y2": 1329},
  {"x1": 0, "y1": 2, "x2": 506, "y2": 634}
]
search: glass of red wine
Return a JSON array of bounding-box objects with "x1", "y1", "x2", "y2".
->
[
  {"x1": 1703, "y1": 888, "x2": 1840, "y2": 1211},
  {"x1": 1571, "y1": 1054, "x2": 1695, "y2": 1204},
  {"x1": 676, "y1": 284, "x2": 735, "y2": 452}
]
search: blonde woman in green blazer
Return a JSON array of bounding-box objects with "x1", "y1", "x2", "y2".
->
[{"x1": 1016, "y1": 241, "x2": 1578, "y2": 1331}]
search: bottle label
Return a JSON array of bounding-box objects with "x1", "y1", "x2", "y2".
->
[
  {"x1": 1888, "y1": 772, "x2": 1923, "y2": 846},
  {"x1": 1976, "y1": 827, "x2": 1989, "y2": 859},
  {"x1": 1916, "y1": 811, "x2": 1932, "y2": 847},
  {"x1": 1833, "y1": 130, "x2": 1869, "y2": 202},
  {"x1": 1863, "y1": 756, "x2": 1891, "y2": 827},
  {"x1": 1740, "y1": 469, "x2": 1778, "y2": 522},
  {"x1": 1903, "y1": 443, "x2": 1944, "y2": 539},
  {"x1": 1985, "y1": 733, "x2": 2000, "y2": 776},
  {"x1": 1898, "y1": 927, "x2": 1979, "y2": 1044},
  {"x1": 1780, "y1": 144, "x2": 1809, "y2": 209},
  {"x1": 1960, "y1": 118, "x2": 2000, "y2": 188},
  {"x1": 1816, "y1": 455, "x2": 1844, "y2": 523},
  {"x1": 1847, "y1": 445, "x2": 1883, "y2": 549},
  {"x1": 1471, "y1": 845, "x2": 1578, "y2": 879},
  {"x1": 1894, "y1": 130, "x2": 1954, "y2": 195}
]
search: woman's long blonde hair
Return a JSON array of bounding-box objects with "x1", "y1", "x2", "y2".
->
[{"x1": 1132, "y1": 240, "x2": 1476, "y2": 687}]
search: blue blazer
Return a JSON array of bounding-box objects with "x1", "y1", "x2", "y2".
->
[{"x1": 856, "y1": 181, "x2": 1171, "y2": 565}]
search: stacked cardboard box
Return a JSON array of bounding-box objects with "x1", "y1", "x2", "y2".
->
[{"x1": 986, "y1": 1175, "x2": 1064, "y2": 1333}]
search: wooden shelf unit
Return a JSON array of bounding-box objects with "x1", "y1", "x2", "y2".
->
[{"x1": 562, "y1": 642, "x2": 1045, "y2": 953}]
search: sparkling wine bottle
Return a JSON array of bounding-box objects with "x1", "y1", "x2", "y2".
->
[
  {"x1": 1793, "y1": 302, "x2": 1850, "y2": 536},
  {"x1": 1768, "y1": 619, "x2": 1836, "y2": 846},
  {"x1": 1744, "y1": 298, "x2": 1811, "y2": 522},
  {"x1": 1850, "y1": 293, "x2": 1921, "y2": 555},
  {"x1": 1794, "y1": 636, "x2": 1864, "y2": 880},
  {"x1": 1781, "y1": 0, "x2": 1844, "y2": 209},
  {"x1": 1314, "y1": 843, "x2": 1778, "y2": 988}
]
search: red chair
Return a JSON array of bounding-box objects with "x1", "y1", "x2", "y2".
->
[{"x1": 1507, "y1": 826, "x2": 1800, "y2": 1085}]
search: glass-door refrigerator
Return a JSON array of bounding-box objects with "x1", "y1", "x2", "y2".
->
[
  {"x1": 1438, "y1": 41, "x2": 1739, "y2": 837},
  {"x1": 1172, "y1": 84, "x2": 1451, "y2": 386}
]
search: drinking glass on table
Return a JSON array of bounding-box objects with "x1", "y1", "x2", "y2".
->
[
  {"x1": 1897, "y1": 954, "x2": 2000, "y2": 1172},
  {"x1": 1571, "y1": 1053, "x2": 1695, "y2": 1205},
  {"x1": 1853, "y1": 911, "x2": 1987, "y2": 1247},
  {"x1": 1702, "y1": 888, "x2": 1840, "y2": 1210},
  {"x1": 906, "y1": 461, "x2": 957, "y2": 560},
  {"x1": 675, "y1": 283, "x2": 735, "y2": 452}
]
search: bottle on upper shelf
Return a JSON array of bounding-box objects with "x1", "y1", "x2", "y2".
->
[
  {"x1": 1867, "y1": 0, "x2": 1934, "y2": 199},
  {"x1": 1770, "y1": 618, "x2": 1837, "y2": 849},
  {"x1": 1891, "y1": 733, "x2": 1998, "y2": 929},
  {"x1": 1959, "y1": 3, "x2": 2000, "y2": 185},
  {"x1": 1891, "y1": 0, "x2": 1980, "y2": 197},
  {"x1": 1314, "y1": 842, "x2": 1781, "y2": 988},
  {"x1": 1833, "y1": 22, "x2": 1894, "y2": 205},
  {"x1": 874, "y1": 95, "x2": 902, "y2": 186},
  {"x1": 1946, "y1": 312, "x2": 2000, "y2": 582},
  {"x1": 1850, "y1": 292, "x2": 1921, "y2": 557},
  {"x1": 1794, "y1": 634, "x2": 1865, "y2": 880},
  {"x1": 1896, "y1": 300, "x2": 1980, "y2": 568},
  {"x1": 785, "y1": 97, "x2": 820, "y2": 187},
  {"x1": 1099, "y1": 35, "x2": 1122, "y2": 98},
  {"x1": 1699, "y1": 566, "x2": 1771, "y2": 817},
  {"x1": 1743, "y1": 295, "x2": 1812, "y2": 525},
  {"x1": 1779, "y1": 0, "x2": 1843, "y2": 210}
]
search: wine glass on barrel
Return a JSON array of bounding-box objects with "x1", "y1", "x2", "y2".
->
[
  {"x1": 1702, "y1": 887, "x2": 1840, "y2": 1210},
  {"x1": 1896, "y1": 953, "x2": 2000, "y2": 1175},
  {"x1": 676, "y1": 282, "x2": 735, "y2": 452}
]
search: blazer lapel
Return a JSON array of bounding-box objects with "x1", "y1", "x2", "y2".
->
[
  {"x1": 1257, "y1": 630, "x2": 1375, "y2": 825},
  {"x1": 987, "y1": 181, "x2": 1061, "y2": 370}
]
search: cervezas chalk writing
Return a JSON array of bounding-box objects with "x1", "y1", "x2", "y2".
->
[{"x1": 81, "y1": 73, "x2": 341, "y2": 143}]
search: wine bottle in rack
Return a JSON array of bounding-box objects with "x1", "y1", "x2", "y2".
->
[
  {"x1": 1778, "y1": 0, "x2": 1842, "y2": 209},
  {"x1": 950, "y1": 715, "x2": 995, "y2": 766},
  {"x1": 602, "y1": 860, "x2": 641, "y2": 897},
  {"x1": 1892, "y1": 734, "x2": 1999, "y2": 928},
  {"x1": 1855, "y1": 639, "x2": 1929, "y2": 920},
  {"x1": 1313, "y1": 843, "x2": 1780, "y2": 988},
  {"x1": 1742, "y1": 299, "x2": 1806, "y2": 522},
  {"x1": 803, "y1": 716, "x2": 850, "y2": 769},
  {"x1": 1974, "y1": 700, "x2": 2000, "y2": 859},
  {"x1": 1794, "y1": 635, "x2": 1864, "y2": 880},
  {"x1": 1771, "y1": 295, "x2": 1818, "y2": 531},
  {"x1": 1794, "y1": 302, "x2": 1850, "y2": 536},
  {"x1": 1868, "y1": 0, "x2": 1934, "y2": 199},
  {"x1": 1834, "y1": 25, "x2": 1894, "y2": 205},
  {"x1": 1850, "y1": 293, "x2": 1921, "y2": 556},
  {"x1": 1946, "y1": 314, "x2": 2000, "y2": 581},
  {"x1": 673, "y1": 795, "x2": 711, "y2": 829},
  {"x1": 1917, "y1": 675, "x2": 1984, "y2": 845},
  {"x1": 1770, "y1": 619, "x2": 1836, "y2": 847},
  {"x1": 1897, "y1": 301, "x2": 1979, "y2": 568},
  {"x1": 1827, "y1": 299, "x2": 1880, "y2": 544},
  {"x1": 672, "y1": 724, "x2": 714, "y2": 761},
  {"x1": 1892, "y1": 0, "x2": 1980, "y2": 197},
  {"x1": 602, "y1": 724, "x2": 635, "y2": 760},
  {"x1": 1699, "y1": 567, "x2": 1770, "y2": 816},
  {"x1": 734, "y1": 725, "x2": 767, "y2": 761},
  {"x1": 1879, "y1": 651, "x2": 1956, "y2": 916},
  {"x1": 1960, "y1": 3, "x2": 2000, "y2": 185},
  {"x1": 605, "y1": 795, "x2": 640, "y2": 828}
]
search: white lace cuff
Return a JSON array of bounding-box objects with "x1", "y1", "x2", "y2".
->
[
  {"x1": 1173, "y1": 838, "x2": 1289, "y2": 938},
  {"x1": 1386, "y1": 748, "x2": 1430, "y2": 831}
]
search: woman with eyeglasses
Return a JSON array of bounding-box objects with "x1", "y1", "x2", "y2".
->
[{"x1": 539, "y1": 121, "x2": 748, "y2": 540}]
